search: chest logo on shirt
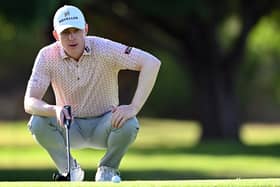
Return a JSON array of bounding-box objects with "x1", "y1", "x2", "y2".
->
[
  {"x1": 124, "y1": 46, "x2": 132, "y2": 54},
  {"x1": 85, "y1": 46, "x2": 90, "y2": 53}
]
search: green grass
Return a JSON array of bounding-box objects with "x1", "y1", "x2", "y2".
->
[
  {"x1": 1, "y1": 119, "x2": 280, "y2": 183},
  {"x1": 1, "y1": 179, "x2": 280, "y2": 187}
]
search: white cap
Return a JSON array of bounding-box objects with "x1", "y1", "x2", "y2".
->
[{"x1": 53, "y1": 5, "x2": 86, "y2": 34}]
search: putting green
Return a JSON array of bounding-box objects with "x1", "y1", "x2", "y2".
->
[{"x1": 1, "y1": 179, "x2": 280, "y2": 187}]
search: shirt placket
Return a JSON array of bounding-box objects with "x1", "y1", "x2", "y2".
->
[
  {"x1": 76, "y1": 56, "x2": 85, "y2": 81},
  {"x1": 75, "y1": 63, "x2": 80, "y2": 81}
]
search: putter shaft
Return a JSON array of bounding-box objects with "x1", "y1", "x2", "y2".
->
[{"x1": 64, "y1": 105, "x2": 72, "y2": 181}]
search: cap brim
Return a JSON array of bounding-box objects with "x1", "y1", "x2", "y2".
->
[{"x1": 55, "y1": 24, "x2": 85, "y2": 34}]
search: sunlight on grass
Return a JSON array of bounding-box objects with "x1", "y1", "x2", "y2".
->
[
  {"x1": 241, "y1": 123, "x2": 280, "y2": 145},
  {"x1": 1, "y1": 119, "x2": 280, "y2": 179},
  {"x1": 0, "y1": 121, "x2": 34, "y2": 146},
  {"x1": 121, "y1": 153, "x2": 280, "y2": 177},
  {"x1": 2, "y1": 147, "x2": 280, "y2": 178},
  {"x1": 135, "y1": 118, "x2": 201, "y2": 149},
  {"x1": 0, "y1": 119, "x2": 201, "y2": 148},
  {"x1": 2, "y1": 119, "x2": 280, "y2": 147}
]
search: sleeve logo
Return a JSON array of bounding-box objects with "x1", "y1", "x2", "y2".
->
[{"x1": 124, "y1": 46, "x2": 132, "y2": 54}]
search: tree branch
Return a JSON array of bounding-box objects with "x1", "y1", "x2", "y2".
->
[{"x1": 83, "y1": 1, "x2": 183, "y2": 56}]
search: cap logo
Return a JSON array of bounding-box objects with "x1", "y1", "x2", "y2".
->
[
  {"x1": 64, "y1": 11, "x2": 70, "y2": 17},
  {"x1": 59, "y1": 16, "x2": 79, "y2": 23}
]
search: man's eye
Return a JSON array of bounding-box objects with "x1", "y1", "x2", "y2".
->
[
  {"x1": 61, "y1": 30, "x2": 70, "y2": 35},
  {"x1": 73, "y1": 29, "x2": 80, "y2": 33},
  {"x1": 61, "y1": 29, "x2": 79, "y2": 35}
]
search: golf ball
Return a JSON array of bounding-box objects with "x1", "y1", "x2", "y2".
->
[{"x1": 111, "y1": 175, "x2": 121, "y2": 183}]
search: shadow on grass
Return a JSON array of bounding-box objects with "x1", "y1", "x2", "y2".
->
[
  {"x1": 130, "y1": 141, "x2": 280, "y2": 157},
  {"x1": 0, "y1": 168, "x2": 228, "y2": 181}
]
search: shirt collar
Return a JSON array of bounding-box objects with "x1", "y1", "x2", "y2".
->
[{"x1": 59, "y1": 37, "x2": 92, "y2": 60}]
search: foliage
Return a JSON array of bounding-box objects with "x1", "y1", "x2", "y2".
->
[
  {"x1": 0, "y1": 1, "x2": 279, "y2": 124},
  {"x1": 141, "y1": 52, "x2": 193, "y2": 118},
  {"x1": 0, "y1": 1, "x2": 37, "y2": 25},
  {"x1": 247, "y1": 11, "x2": 280, "y2": 102},
  {"x1": 237, "y1": 11, "x2": 280, "y2": 120}
]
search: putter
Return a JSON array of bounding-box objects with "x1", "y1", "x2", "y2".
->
[{"x1": 53, "y1": 105, "x2": 72, "y2": 181}]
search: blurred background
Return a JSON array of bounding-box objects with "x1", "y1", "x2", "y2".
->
[
  {"x1": 0, "y1": 0, "x2": 279, "y2": 140},
  {"x1": 0, "y1": 0, "x2": 279, "y2": 181}
]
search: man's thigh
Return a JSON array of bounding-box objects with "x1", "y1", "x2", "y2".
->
[
  {"x1": 87, "y1": 112, "x2": 113, "y2": 149},
  {"x1": 71, "y1": 112, "x2": 112, "y2": 149}
]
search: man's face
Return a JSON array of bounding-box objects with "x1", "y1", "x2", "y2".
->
[{"x1": 54, "y1": 26, "x2": 87, "y2": 61}]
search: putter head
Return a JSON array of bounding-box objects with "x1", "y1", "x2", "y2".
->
[{"x1": 53, "y1": 172, "x2": 70, "y2": 181}]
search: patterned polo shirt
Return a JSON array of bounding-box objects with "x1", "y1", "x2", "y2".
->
[{"x1": 27, "y1": 36, "x2": 156, "y2": 117}]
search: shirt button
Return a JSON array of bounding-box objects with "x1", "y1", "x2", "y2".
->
[{"x1": 77, "y1": 77, "x2": 80, "y2": 80}]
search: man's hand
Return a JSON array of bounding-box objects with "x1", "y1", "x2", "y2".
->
[
  {"x1": 111, "y1": 104, "x2": 138, "y2": 128},
  {"x1": 55, "y1": 106, "x2": 72, "y2": 127}
]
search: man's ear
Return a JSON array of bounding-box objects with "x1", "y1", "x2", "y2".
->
[
  {"x1": 84, "y1": 24, "x2": 89, "y2": 35},
  {"x1": 52, "y1": 30, "x2": 59, "y2": 41}
]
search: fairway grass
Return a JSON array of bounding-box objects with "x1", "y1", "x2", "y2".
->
[
  {"x1": 1, "y1": 119, "x2": 280, "y2": 181},
  {"x1": 1, "y1": 179, "x2": 280, "y2": 187}
]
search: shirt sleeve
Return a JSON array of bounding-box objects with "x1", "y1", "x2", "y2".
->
[
  {"x1": 26, "y1": 49, "x2": 50, "y2": 94},
  {"x1": 105, "y1": 39, "x2": 156, "y2": 71}
]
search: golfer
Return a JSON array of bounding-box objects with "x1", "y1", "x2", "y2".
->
[{"x1": 24, "y1": 5, "x2": 161, "y2": 181}]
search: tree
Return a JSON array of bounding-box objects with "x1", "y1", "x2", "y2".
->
[
  {"x1": 1, "y1": 0, "x2": 278, "y2": 138},
  {"x1": 82, "y1": 0, "x2": 279, "y2": 140}
]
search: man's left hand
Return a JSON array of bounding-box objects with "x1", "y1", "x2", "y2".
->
[{"x1": 111, "y1": 104, "x2": 138, "y2": 128}]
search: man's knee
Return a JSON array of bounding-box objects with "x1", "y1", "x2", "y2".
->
[
  {"x1": 120, "y1": 117, "x2": 140, "y2": 137},
  {"x1": 28, "y1": 115, "x2": 52, "y2": 135}
]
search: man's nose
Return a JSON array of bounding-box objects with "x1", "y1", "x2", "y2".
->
[{"x1": 68, "y1": 32, "x2": 75, "y2": 40}]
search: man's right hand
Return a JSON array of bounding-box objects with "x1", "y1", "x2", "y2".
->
[{"x1": 55, "y1": 106, "x2": 72, "y2": 127}]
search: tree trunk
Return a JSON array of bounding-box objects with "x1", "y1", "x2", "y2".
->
[{"x1": 190, "y1": 61, "x2": 241, "y2": 140}]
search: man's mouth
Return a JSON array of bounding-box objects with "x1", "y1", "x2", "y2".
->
[{"x1": 69, "y1": 43, "x2": 78, "y2": 47}]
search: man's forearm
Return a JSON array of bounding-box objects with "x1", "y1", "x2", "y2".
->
[
  {"x1": 131, "y1": 57, "x2": 161, "y2": 113},
  {"x1": 24, "y1": 97, "x2": 57, "y2": 117}
]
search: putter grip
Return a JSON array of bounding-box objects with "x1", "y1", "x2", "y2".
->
[{"x1": 64, "y1": 105, "x2": 72, "y2": 127}]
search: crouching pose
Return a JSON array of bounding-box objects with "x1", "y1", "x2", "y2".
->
[{"x1": 24, "y1": 5, "x2": 161, "y2": 181}]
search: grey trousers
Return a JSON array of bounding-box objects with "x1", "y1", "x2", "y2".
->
[{"x1": 28, "y1": 112, "x2": 139, "y2": 174}]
